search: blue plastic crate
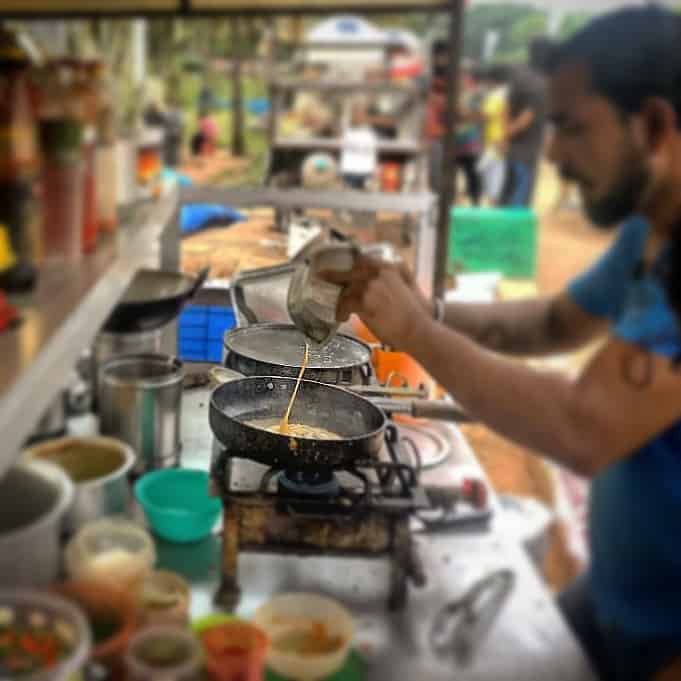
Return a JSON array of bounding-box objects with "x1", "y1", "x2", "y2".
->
[
  {"x1": 179, "y1": 307, "x2": 209, "y2": 326},
  {"x1": 178, "y1": 304, "x2": 236, "y2": 362}
]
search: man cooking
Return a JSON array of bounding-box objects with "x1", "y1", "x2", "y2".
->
[{"x1": 326, "y1": 8, "x2": 681, "y2": 681}]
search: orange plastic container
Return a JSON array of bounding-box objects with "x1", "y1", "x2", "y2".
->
[
  {"x1": 373, "y1": 348, "x2": 432, "y2": 391},
  {"x1": 350, "y1": 315, "x2": 433, "y2": 391},
  {"x1": 200, "y1": 621, "x2": 269, "y2": 681}
]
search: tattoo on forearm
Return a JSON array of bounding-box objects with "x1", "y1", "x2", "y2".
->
[
  {"x1": 477, "y1": 323, "x2": 512, "y2": 352},
  {"x1": 621, "y1": 347, "x2": 655, "y2": 390}
]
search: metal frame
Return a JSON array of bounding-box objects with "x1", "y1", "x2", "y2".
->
[
  {"x1": 178, "y1": 185, "x2": 437, "y2": 297},
  {"x1": 0, "y1": 0, "x2": 449, "y2": 18}
]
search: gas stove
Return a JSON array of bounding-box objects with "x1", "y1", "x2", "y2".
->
[{"x1": 210, "y1": 424, "x2": 490, "y2": 612}]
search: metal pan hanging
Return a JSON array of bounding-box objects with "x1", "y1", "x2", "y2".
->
[{"x1": 103, "y1": 267, "x2": 209, "y2": 333}]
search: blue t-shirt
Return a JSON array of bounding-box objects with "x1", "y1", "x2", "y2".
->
[{"x1": 569, "y1": 216, "x2": 681, "y2": 639}]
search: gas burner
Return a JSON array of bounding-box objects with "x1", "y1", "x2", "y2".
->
[
  {"x1": 211, "y1": 425, "x2": 442, "y2": 612},
  {"x1": 278, "y1": 469, "x2": 340, "y2": 497}
]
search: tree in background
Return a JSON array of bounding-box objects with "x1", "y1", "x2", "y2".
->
[
  {"x1": 460, "y1": 4, "x2": 593, "y2": 64},
  {"x1": 231, "y1": 17, "x2": 245, "y2": 157}
]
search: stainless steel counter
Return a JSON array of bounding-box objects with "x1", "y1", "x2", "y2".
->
[{"x1": 160, "y1": 384, "x2": 597, "y2": 681}]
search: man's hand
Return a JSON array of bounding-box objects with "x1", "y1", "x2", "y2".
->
[{"x1": 321, "y1": 255, "x2": 434, "y2": 349}]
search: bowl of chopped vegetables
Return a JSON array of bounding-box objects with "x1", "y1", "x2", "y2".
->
[
  {"x1": 253, "y1": 593, "x2": 354, "y2": 681},
  {"x1": 0, "y1": 589, "x2": 91, "y2": 681}
]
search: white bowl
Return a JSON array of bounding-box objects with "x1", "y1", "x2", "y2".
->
[{"x1": 253, "y1": 593, "x2": 354, "y2": 681}]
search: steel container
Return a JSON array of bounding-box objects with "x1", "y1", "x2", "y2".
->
[
  {"x1": 24, "y1": 436, "x2": 136, "y2": 533},
  {"x1": 99, "y1": 354, "x2": 183, "y2": 474},
  {"x1": 92, "y1": 328, "x2": 163, "y2": 407}
]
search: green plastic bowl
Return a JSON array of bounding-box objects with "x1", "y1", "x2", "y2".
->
[{"x1": 134, "y1": 469, "x2": 221, "y2": 543}]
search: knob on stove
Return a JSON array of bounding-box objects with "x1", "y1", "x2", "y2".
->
[{"x1": 461, "y1": 478, "x2": 488, "y2": 510}]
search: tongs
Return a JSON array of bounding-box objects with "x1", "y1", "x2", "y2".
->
[{"x1": 430, "y1": 568, "x2": 515, "y2": 667}]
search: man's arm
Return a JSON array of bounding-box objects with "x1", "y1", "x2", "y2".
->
[
  {"x1": 440, "y1": 293, "x2": 607, "y2": 356},
  {"x1": 506, "y1": 108, "x2": 535, "y2": 139},
  {"x1": 408, "y1": 321, "x2": 681, "y2": 477},
  {"x1": 354, "y1": 268, "x2": 681, "y2": 478},
  {"x1": 331, "y1": 257, "x2": 607, "y2": 357}
]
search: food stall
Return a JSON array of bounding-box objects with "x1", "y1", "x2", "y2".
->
[{"x1": 0, "y1": 1, "x2": 597, "y2": 679}]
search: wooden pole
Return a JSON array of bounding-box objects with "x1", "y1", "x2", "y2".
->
[
  {"x1": 433, "y1": 0, "x2": 464, "y2": 298},
  {"x1": 231, "y1": 16, "x2": 246, "y2": 157}
]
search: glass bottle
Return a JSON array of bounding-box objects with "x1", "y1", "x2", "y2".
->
[
  {"x1": 0, "y1": 28, "x2": 42, "y2": 281},
  {"x1": 38, "y1": 60, "x2": 84, "y2": 264},
  {"x1": 94, "y1": 62, "x2": 118, "y2": 233}
]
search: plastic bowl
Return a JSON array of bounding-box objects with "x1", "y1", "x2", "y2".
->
[
  {"x1": 125, "y1": 625, "x2": 202, "y2": 681},
  {"x1": 0, "y1": 588, "x2": 91, "y2": 681},
  {"x1": 253, "y1": 593, "x2": 354, "y2": 681},
  {"x1": 134, "y1": 469, "x2": 221, "y2": 543}
]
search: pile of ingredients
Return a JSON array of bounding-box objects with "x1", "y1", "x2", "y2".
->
[{"x1": 0, "y1": 606, "x2": 76, "y2": 676}]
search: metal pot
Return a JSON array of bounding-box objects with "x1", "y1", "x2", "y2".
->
[
  {"x1": 24, "y1": 436, "x2": 136, "y2": 533},
  {"x1": 0, "y1": 460, "x2": 74, "y2": 587},
  {"x1": 92, "y1": 328, "x2": 163, "y2": 407},
  {"x1": 99, "y1": 354, "x2": 184, "y2": 475}
]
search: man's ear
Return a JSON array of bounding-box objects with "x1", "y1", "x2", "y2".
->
[{"x1": 640, "y1": 97, "x2": 677, "y2": 152}]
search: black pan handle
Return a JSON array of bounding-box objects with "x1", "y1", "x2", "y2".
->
[{"x1": 186, "y1": 266, "x2": 209, "y2": 301}]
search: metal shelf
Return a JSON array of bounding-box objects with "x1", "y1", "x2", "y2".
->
[
  {"x1": 271, "y1": 79, "x2": 421, "y2": 94},
  {"x1": 273, "y1": 137, "x2": 423, "y2": 155},
  {"x1": 0, "y1": 195, "x2": 178, "y2": 476},
  {"x1": 179, "y1": 185, "x2": 433, "y2": 214}
]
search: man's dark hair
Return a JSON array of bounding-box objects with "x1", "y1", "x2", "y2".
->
[
  {"x1": 542, "y1": 6, "x2": 681, "y2": 122},
  {"x1": 528, "y1": 36, "x2": 554, "y2": 72}
]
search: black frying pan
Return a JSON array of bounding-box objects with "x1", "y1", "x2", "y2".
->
[
  {"x1": 103, "y1": 267, "x2": 209, "y2": 333},
  {"x1": 209, "y1": 376, "x2": 387, "y2": 469}
]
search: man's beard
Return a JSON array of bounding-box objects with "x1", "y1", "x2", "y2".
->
[{"x1": 563, "y1": 152, "x2": 652, "y2": 229}]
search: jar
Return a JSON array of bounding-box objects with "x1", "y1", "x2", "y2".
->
[
  {"x1": 41, "y1": 158, "x2": 83, "y2": 262},
  {"x1": 0, "y1": 49, "x2": 42, "y2": 270},
  {"x1": 138, "y1": 570, "x2": 191, "y2": 628},
  {"x1": 94, "y1": 62, "x2": 118, "y2": 233},
  {"x1": 77, "y1": 62, "x2": 101, "y2": 253},
  {"x1": 96, "y1": 141, "x2": 118, "y2": 233},
  {"x1": 64, "y1": 517, "x2": 156, "y2": 594},
  {"x1": 125, "y1": 626, "x2": 202, "y2": 681},
  {"x1": 38, "y1": 61, "x2": 85, "y2": 264}
]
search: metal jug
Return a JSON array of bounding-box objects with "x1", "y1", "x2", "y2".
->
[{"x1": 287, "y1": 241, "x2": 359, "y2": 345}]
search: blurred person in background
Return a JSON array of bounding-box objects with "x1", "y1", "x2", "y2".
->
[
  {"x1": 477, "y1": 64, "x2": 509, "y2": 204},
  {"x1": 326, "y1": 8, "x2": 681, "y2": 679},
  {"x1": 425, "y1": 39, "x2": 449, "y2": 193},
  {"x1": 454, "y1": 62, "x2": 484, "y2": 205},
  {"x1": 340, "y1": 99, "x2": 378, "y2": 190},
  {"x1": 498, "y1": 39, "x2": 549, "y2": 207}
]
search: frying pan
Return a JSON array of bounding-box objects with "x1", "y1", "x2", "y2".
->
[
  {"x1": 102, "y1": 267, "x2": 209, "y2": 333},
  {"x1": 209, "y1": 376, "x2": 387, "y2": 469}
]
